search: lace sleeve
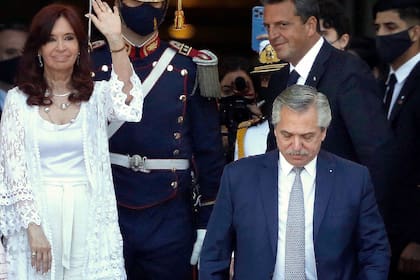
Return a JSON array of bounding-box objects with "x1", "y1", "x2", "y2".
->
[
  {"x1": 0, "y1": 90, "x2": 41, "y2": 236},
  {"x1": 103, "y1": 64, "x2": 144, "y2": 122},
  {"x1": 0, "y1": 242, "x2": 6, "y2": 278}
]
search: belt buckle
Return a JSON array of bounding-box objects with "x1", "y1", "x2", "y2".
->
[{"x1": 129, "y1": 155, "x2": 150, "y2": 173}]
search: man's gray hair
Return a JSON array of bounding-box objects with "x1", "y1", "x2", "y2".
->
[{"x1": 271, "y1": 84, "x2": 332, "y2": 129}]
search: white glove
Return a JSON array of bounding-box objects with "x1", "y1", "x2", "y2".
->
[{"x1": 190, "y1": 229, "x2": 206, "y2": 266}]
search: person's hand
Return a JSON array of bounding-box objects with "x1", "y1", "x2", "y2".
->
[
  {"x1": 190, "y1": 229, "x2": 206, "y2": 267},
  {"x1": 27, "y1": 223, "x2": 51, "y2": 274},
  {"x1": 398, "y1": 242, "x2": 420, "y2": 274},
  {"x1": 87, "y1": 0, "x2": 124, "y2": 49}
]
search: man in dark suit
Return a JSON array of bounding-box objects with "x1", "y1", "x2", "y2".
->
[
  {"x1": 261, "y1": 0, "x2": 395, "y2": 215},
  {"x1": 200, "y1": 85, "x2": 390, "y2": 280},
  {"x1": 373, "y1": 0, "x2": 420, "y2": 278}
]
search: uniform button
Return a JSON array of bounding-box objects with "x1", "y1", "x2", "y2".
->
[
  {"x1": 101, "y1": 65, "x2": 109, "y2": 72},
  {"x1": 177, "y1": 116, "x2": 184, "y2": 124},
  {"x1": 167, "y1": 65, "x2": 174, "y2": 71},
  {"x1": 181, "y1": 69, "x2": 188, "y2": 76},
  {"x1": 174, "y1": 132, "x2": 181, "y2": 139},
  {"x1": 171, "y1": 181, "x2": 178, "y2": 189},
  {"x1": 91, "y1": 72, "x2": 96, "y2": 78},
  {"x1": 173, "y1": 149, "x2": 180, "y2": 156},
  {"x1": 152, "y1": 61, "x2": 158, "y2": 67},
  {"x1": 179, "y1": 94, "x2": 187, "y2": 102}
]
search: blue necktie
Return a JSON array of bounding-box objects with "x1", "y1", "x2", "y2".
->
[{"x1": 287, "y1": 70, "x2": 300, "y2": 87}]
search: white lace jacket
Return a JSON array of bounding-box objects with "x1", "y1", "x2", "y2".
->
[{"x1": 0, "y1": 69, "x2": 143, "y2": 279}]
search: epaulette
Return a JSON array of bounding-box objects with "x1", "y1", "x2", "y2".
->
[
  {"x1": 237, "y1": 116, "x2": 266, "y2": 129},
  {"x1": 169, "y1": 40, "x2": 220, "y2": 98},
  {"x1": 169, "y1": 40, "x2": 214, "y2": 61}
]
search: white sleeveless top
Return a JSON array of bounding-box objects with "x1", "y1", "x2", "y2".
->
[{"x1": 37, "y1": 107, "x2": 87, "y2": 180}]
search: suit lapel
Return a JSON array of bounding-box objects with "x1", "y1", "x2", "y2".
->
[
  {"x1": 313, "y1": 150, "x2": 335, "y2": 241},
  {"x1": 259, "y1": 150, "x2": 280, "y2": 256},
  {"x1": 389, "y1": 62, "x2": 420, "y2": 122},
  {"x1": 305, "y1": 42, "x2": 332, "y2": 88}
]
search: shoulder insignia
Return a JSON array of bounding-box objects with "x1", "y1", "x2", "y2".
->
[{"x1": 168, "y1": 40, "x2": 216, "y2": 64}]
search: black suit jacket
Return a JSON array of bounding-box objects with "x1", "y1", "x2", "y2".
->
[
  {"x1": 383, "y1": 61, "x2": 420, "y2": 255},
  {"x1": 265, "y1": 41, "x2": 396, "y2": 213}
]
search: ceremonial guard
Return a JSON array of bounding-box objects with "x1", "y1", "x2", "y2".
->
[{"x1": 91, "y1": 0, "x2": 225, "y2": 279}]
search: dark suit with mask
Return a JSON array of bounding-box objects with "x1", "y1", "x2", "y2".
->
[{"x1": 381, "y1": 62, "x2": 420, "y2": 279}]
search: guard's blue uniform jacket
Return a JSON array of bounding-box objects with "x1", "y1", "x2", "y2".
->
[{"x1": 91, "y1": 37, "x2": 225, "y2": 228}]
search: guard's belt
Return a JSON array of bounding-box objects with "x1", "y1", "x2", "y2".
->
[{"x1": 110, "y1": 152, "x2": 189, "y2": 173}]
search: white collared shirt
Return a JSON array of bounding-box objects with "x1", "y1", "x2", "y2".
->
[
  {"x1": 386, "y1": 52, "x2": 420, "y2": 118},
  {"x1": 289, "y1": 37, "x2": 324, "y2": 85},
  {"x1": 273, "y1": 152, "x2": 318, "y2": 280}
]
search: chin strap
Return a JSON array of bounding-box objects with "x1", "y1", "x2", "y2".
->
[{"x1": 87, "y1": 0, "x2": 94, "y2": 52}]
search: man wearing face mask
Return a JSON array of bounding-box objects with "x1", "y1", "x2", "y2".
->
[
  {"x1": 91, "y1": 0, "x2": 225, "y2": 279},
  {"x1": 373, "y1": 0, "x2": 420, "y2": 279}
]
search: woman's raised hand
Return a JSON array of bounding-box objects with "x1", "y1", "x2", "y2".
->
[{"x1": 87, "y1": 0, "x2": 124, "y2": 48}]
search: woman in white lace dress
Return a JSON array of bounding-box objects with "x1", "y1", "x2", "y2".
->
[
  {"x1": 0, "y1": 240, "x2": 6, "y2": 279},
  {"x1": 0, "y1": 1, "x2": 143, "y2": 279}
]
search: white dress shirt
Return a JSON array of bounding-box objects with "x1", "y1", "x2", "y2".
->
[
  {"x1": 386, "y1": 52, "x2": 420, "y2": 118},
  {"x1": 273, "y1": 152, "x2": 318, "y2": 280},
  {"x1": 289, "y1": 37, "x2": 324, "y2": 85}
]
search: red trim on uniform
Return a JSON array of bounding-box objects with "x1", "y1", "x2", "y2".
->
[{"x1": 128, "y1": 34, "x2": 161, "y2": 59}]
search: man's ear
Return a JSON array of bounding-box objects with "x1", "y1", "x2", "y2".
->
[
  {"x1": 321, "y1": 128, "x2": 327, "y2": 141},
  {"x1": 337, "y1": 33, "x2": 350, "y2": 50},
  {"x1": 305, "y1": 16, "x2": 318, "y2": 37},
  {"x1": 409, "y1": 24, "x2": 420, "y2": 42}
]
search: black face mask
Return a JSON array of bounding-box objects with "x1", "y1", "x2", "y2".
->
[
  {"x1": 120, "y1": 3, "x2": 165, "y2": 36},
  {"x1": 376, "y1": 28, "x2": 413, "y2": 64}
]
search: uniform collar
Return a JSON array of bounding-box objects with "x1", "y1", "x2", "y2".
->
[{"x1": 128, "y1": 33, "x2": 161, "y2": 59}]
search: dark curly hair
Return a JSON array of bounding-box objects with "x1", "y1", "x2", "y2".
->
[{"x1": 16, "y1": 3, "x2": 94, "y2": 106}]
